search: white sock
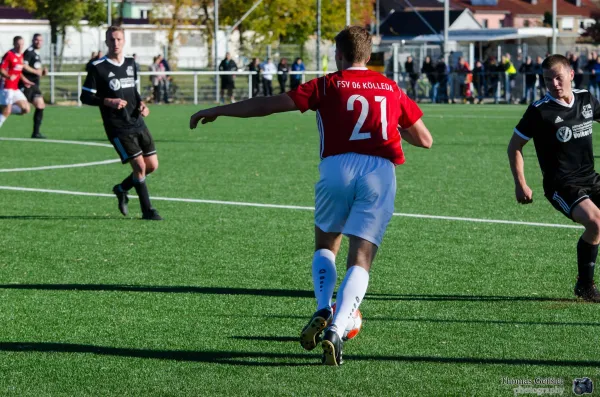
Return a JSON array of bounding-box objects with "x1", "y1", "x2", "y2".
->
[
  {"x1": 332, "y1": 265, "x2": 370, "y2": 338},
  {"x1": 0, "y1": 114, "x2": 5, "y2": 128},
  {"x1": 11, "y1": 105, "x2": 22, "y2": 115},
  {"x1": 312, "y1": 249, "x2": 337, "y2": 311}
]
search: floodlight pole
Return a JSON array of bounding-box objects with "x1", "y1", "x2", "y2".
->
[
  {"x1": 317, "y1": 0, "x2": 321, "y2": 71},
  {"x1": 551, "y1": 0, "x2": 557, "y2": 54},
  {"x1": 108, "y1": 0, "x2": 112, "y2": 26},
  {"x1": 376, "y1": 0, "x2": 380, "y2": 37},
  {"x1": 215, "y1": 0, "x2": 219, "y2": 103},
  {"x1": 443, "y1": 0, "x2": 449, "y2": 63},
  {"x1": 346, "y1": 0, "x2": 350, "y2": 26}
]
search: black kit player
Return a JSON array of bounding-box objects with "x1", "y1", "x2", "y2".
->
[
  {"x1": 508, "y1": 54, "x2": 600, "y2": 302},
  {"x1": 20, "y1": 33, "x2": 48, "y2": 139},
  {"x1": 80, "y1": 26, "x2": 162, "y2": 220}
]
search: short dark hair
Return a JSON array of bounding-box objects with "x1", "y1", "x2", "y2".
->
[
  {"x1": 105, "y1": 25, "x2": 125, "y2": 39},
  {"x1": 32, "y1": 33, "x2": 42, "y2": 40},
  {"x1": 542, "y1": 54, "x2": 571, "y2": 71},
  {"x1": 13, "y1": 36, "x2": 23, "y2": 45},
  {"x1": 335, "y1": 26, "x2": 372, "y2": 64}
]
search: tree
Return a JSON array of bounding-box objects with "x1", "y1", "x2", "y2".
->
[
  {"x1": 220, "y1": 0, "x2": 374, "y2": 49},
  {"x1": 151, "y1": 0, "x2": 204, "y2": 69},
  {"x1": 3, "y1": 0, "x2": 106, "y2": 71},
  {"x1": 584, "y1": 19, "x2": 600, "y2": 43}
]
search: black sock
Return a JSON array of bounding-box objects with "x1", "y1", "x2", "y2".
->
[
  {"x1": 33, "y1": 108, "x2": 43, "y2": 135},
  {"x1": 577, "y1": 237, "x2": 598, "y2": 284},
  {"x1": 119, "y1": 173, "x2": 134, "y2": 192},
  {"x1": 133, "y1": 178, "x2": 153, "y2": 214}
]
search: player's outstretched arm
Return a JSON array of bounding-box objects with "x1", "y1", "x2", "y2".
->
[
  {"x1": 190, "y1": 93, "x2": 298, "y2": 129},
  {"x1": 23, "y1": 64, "x2": 42, "y2": 77},
  {"x1": 507, "y1": 133, "x2": 533, "y2": 204},
  {"x1": 400, "y1": 119, "x2": 433, "y2": 148}
]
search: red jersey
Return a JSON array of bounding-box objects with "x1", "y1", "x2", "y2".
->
[
  {"x1": 0, "y1": 50, "x2": 24, "y2": 90},
  {"x1": 287, "y1": 68, "x2": 423, "y2": 165}
]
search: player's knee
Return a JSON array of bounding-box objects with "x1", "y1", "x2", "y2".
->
[
  {"x1": 146, "y1": 160, "x2": 158, "y2": 174},
  {"x1": 584, "y1": 217, "x2": 600, "y2": 239},
  {"x1": 35, "y1": 99, "x2": 45, "y2": 110}
]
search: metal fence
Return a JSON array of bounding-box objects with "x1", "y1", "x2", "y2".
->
[{"x1": 43, "y1": 69, "x2": 600, "y2": 106}]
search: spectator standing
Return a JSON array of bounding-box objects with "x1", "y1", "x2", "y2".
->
[
  {"x1": 472, "y1": 60, "x2": 485, "y2": 104},
  {"x1": 421, "y1": 56, "x2": 436, "y2": 103},
  {"x1": 248, "y1": 57, "x2": 261, "y2": 98},
  {"x1": 277, "y1": 58, "x2": 289, "y2": 93},
  {"x1": 158, "y1": 54, "x2": 171, "y2": 103},
  {"x1": 593, "y1": 57, "x2": 600, "y2": 98},
  {"x1": 149, "y1": 56, "x2": 162, "y2": 104},
  {"x1": 519, "y1": 56, "x2": 536, "y2": 104},
  {"x1": 534, "y1": 55, "x2": 545, "y2": 99},
  {"x1": 434, "y1": 57, "x2": 448, "y2": 103},
  {"x1": 290, "y1": 57, "x2": 305, "y2": 90},
  {"x1": 502, "y1": 53, "x2": 517, "y2": 103},
  {"x1": 261, "y1": 58, "x2": 276, "y2": 96},
  {"x1": 404, "y1": 56, "x2": 419, "y2": 101},
  {"x1": 587, "y1": 52, "x2": 598, "y2": 97},
  {"x1": 456, "y1": 57, "x2": 473, "y2": 103},
  {"x1": 219, "y1": 52, "x2": 238, "y2": 103},
  {"x1": 571, "y1": 54, "x2": 584, "y2": 89}
]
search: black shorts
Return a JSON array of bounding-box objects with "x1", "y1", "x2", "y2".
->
[
  {"x1": 109, "y1": 127, "x2": 156, "y2": 164},
  {"x1": 20, "y1": 85, "x2": 43, "y2": 103},
  {"x1": 545, "y1": 175, "x2": 600, "y2": 220},
  {"x1": 221, "y1": 79, "x2": 235, "y2": 90}
]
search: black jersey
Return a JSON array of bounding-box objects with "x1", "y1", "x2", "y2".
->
[
  {"x1": 81, "y1": 56, "x2": 145, "y2": 137},
  {"x1": 515, "y1": 89, "x2": 600, "y2": 189},
  {"x1": 21, "y1": 46, "x2": 42, "y2": 87}
]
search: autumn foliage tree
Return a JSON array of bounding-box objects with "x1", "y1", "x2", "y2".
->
[{"x1": 3, "y1": 0, "x2": 106, "y2": 70}]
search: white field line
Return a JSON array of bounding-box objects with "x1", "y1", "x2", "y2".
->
[
  {"x1": 0, "y1": 186, "x2": 583, "y2": 229},
  {"x1": 0, "y1": 137, "x2": 118, "y2": 172},
  {"x1": 0, "y1": 159, "x2": 121, "y2": 172},
  {"x1": 0, "y1": 137, "x2": 113, "y2": 148}
]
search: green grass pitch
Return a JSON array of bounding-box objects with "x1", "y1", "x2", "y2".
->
[{"x1": 0, "y1": 103, "x2": 599, "y2": 396}]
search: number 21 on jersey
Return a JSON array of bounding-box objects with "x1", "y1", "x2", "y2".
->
[{"x1": 347, "y1": 94, "x2": 388, "y2": 141}]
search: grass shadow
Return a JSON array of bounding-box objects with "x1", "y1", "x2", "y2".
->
[
  {"x1": 1, "y1": 342, "x2": 598, "y2": 367},
  {"x1": 0, "y1": 284, "x2": 577, "y2": 302}
]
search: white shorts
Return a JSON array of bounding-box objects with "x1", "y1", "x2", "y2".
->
[
  {"x1": 315, "y1": 152, "x2": 396, "y2": 247},
  {"x1": 0, "y1": 89, "x2": 27, "y2": 106}
]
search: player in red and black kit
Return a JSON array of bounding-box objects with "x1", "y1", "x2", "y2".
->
[
  {"x1": 0, "y1": 36, "x2": 34, "y2": 129},
  {"x1": 81, "y1": 26, "x2": 161, "y2": 221},
  {"x1": 190, "y1": 26, "x2": 433, "y2": 365}
]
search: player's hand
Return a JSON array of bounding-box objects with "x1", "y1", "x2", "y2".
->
[
  {"x1": 8, "y1": 74, "x2": 17, "y2": 81},
  {"x1": 190, "y1": 110, "x2": 218, "y2": 129},
  {"x1": 104, "y1": 98, "x2": 128, "y2": 109},
  {"x1": 23, "y1": 81, "x2": 32, "y2": 88},
  {"x1": 42, "y1": 67, "x2": 49, "y2": 76},
  {"x1": 515, "y1": 184, "x2": 533, "y2": 204},
  {"x1": 139, "y1": 102, "x2": 150, "y2": 117}
]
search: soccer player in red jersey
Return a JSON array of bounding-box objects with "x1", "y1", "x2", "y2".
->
[
  {"x1": 0, "y1": 36, "x2": 34, "y2": 129},
  {"x1": 189, "y1": 26, "x2": 433, "y2": 365}
]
